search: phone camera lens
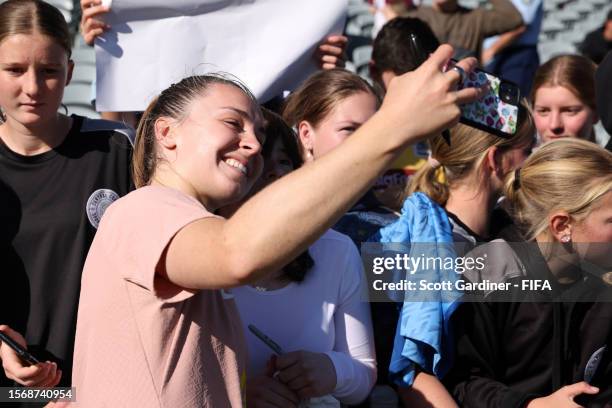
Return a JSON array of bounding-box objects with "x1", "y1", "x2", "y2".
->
[{"x1": 499, "y1": 82, "x2": 517, "y2": 104}]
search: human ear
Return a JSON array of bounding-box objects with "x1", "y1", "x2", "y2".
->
[
  {"x1": 154, "y1": 117, "x2": 177, "y2": 150},
  {"x1": 65, "y1": 59, "x2": 75, "y2": 87},
  {"x1": 484, "y1": 146, "x2": 501, "y2": 177},
  {"x1": 298, "y1": 121, "x2": 315, "y2": 162},
  {"x1": 549, "y1": 211, "x2": 572, "y2": 243}
]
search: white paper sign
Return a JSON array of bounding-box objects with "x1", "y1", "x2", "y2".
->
[{"x1": 95, "y1": 0, "x2": 347, "y2": 111}]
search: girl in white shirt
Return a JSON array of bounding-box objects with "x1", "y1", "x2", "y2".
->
[{"x1": 225, "y1": 109, "x2": 376, "y2": 407}]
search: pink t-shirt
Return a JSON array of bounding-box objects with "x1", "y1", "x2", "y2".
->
[{"x1": 71, "y1": 185, "x2": 246, "y2": 407}]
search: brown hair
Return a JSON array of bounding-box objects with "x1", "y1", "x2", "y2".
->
[
  {"x1": 530, "y1": 55, "x2": 597, "y2": 141},
  {"x1": 260, "y1": 108, "x2": 314, "y2": 282},
  {"x1": 505, "y1": 138, "x2": 612, "y2": 240},
  {"x1": 406, "y1": 102, "x2": 535, "y2": 206},
  {"x1": 371, "y1": 17, "x2": 439, "y2": 85},
  {"x1": 133, "y1": 74, "x2": 258, "y2": 187},
  {"x1": 282, "y1": 68, "x2": 381, "y2": 129},
  {"x1": 0, "y1": 0, "x2": 71, "y2": 58},
  {"x1": 261, "y1": 108, "x2": 303, "y2": 169}
]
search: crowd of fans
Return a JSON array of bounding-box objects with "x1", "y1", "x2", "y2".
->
[{"x1": 0, "y1": 0, "x2": 611, "y2": 407}]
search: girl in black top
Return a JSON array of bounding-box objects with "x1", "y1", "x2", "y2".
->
[
  {"x1": 447, "y1": 138, "x2": 612, "y2": 408},
  {"x1": 0, "y1": 0, "x2": 133, "y2": 390}
]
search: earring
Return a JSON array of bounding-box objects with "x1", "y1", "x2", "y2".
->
[{"x1": 561, "y1": 234, "x2": 571, "y2": 243}]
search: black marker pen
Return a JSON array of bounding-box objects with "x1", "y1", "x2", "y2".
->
[{"x1": 248, "y1": 324, "x2": 284, "y2": 355}]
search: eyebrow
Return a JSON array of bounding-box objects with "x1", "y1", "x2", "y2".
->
[
  {"x1": 0, "y1": 61, "x2": 63, "y2": 67},
  {"x1": 336, "y1": 120, "x2": 363, "y2": 127},
  {"x1": 220, "y1": 107, "x2": 253, "y2": 120},
  {"x1": 220, "y1": 107, "x2": 266, "y2": 137}
]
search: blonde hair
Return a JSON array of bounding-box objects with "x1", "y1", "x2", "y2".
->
[
  {"x1": 406, "y1": 102, "x2": 535, "y2": 206},
  {"x1": 504, "y1": 138, "x2": 612, "y2": 240}
]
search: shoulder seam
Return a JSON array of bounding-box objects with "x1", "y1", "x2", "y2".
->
[{"x1": 80, "y1": 117, "x2": 135, "y2": 146}]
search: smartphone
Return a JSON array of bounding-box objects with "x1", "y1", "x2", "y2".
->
[
  {"x1": 452, "y1": 60, "x2": 521, "y2": 138},
  {"x1": 0, "y1": 331, "x2": 40, "y2": 365},
  {"x1": 247, "y1": 324, "x2": 284, "y2": 355},
  {"x1": 574, "y1": 345, "x2": 609, "y2": 406},
  {"x1": 409, "y1": 36, "x2": 520, "y2": 139}
]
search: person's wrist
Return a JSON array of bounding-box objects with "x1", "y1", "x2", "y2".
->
[{"x1": 524, "y1": 397, "x2": 543, "y2": 408}]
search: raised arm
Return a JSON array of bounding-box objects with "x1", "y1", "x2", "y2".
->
[
  {"x1": 480, "y1": 0, "x2": 524, "y2": 38},
  {"x1": 481, "y1": 26, "x2": 527, "y2": 65},
  {"x1": 161, "y1": 46, "x2": 483, "y2": 290}
]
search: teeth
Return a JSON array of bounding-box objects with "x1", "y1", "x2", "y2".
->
[{"x1": 225, "y1": 158, "x2": 247, "y2": 175}]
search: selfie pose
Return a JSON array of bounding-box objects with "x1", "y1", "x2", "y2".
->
[
  {"x1": 70, "y1": 45, "x2": 483, "y2": 406},
  {"x1": 0, "y1": 0, "x2": 133, "y2": 390}
]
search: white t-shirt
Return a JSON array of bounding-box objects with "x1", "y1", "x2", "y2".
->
[{"x1": 232, "y1": 229, "x2": 376, "y2": 405}]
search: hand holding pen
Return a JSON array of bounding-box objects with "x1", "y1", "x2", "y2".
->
[{"x1": 248, "y1": 325, "x2": 337, "y2": 401}]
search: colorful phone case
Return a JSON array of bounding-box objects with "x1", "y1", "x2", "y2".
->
[{"x1": 459, "y1": 69, "x2": 520, "y2": 138}]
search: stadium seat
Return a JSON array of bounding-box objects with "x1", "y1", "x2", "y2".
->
[
  {"x1": 345, "y1": 20, "x2": 364, "y2": 37},
  {"x1": 347, "y1": 2, "x2": 371, "y2": 19},
  {"x1": 352, "y1": 45, "x2": 372, "y2": 70},
  {"x1": 63, "y1": 83, "x2": 93, "y2": 106},
  {"x1": 354, "y1": 13, "x2": 375, "y2": 37},
  {"x1": 72, "y1": 48, "x2": 96, "y2": 66},
  {"x1": 541, "y1": 17, "x2": 566, "y2": 39},
  {"x1": 71, "y1": 64, "x2": 96, "y2": 84},
  {"x1": 47, "y1": 0, "x2": 74, "y2": 12},
  {"x1": 65, "y1": 105, "x2": 101, "y2": 119}
]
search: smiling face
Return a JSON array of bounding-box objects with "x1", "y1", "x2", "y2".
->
[
  {"x1": 0, "y1": 32, "x2": 72, "y2": 127},
  {"x1": 299, "y1": 91, "x2": 378, "y2": 160},
  {"x1": 161, "y1": 83, "x2": 264, "y2": 209},
  {"x1": 533, "y1": 85, "x2": 597, "y2": 143}
]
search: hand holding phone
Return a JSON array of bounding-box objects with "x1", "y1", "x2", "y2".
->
[
  {"x1": 0, "y1": 330, "x2": 39, "y2": 365},
  {"x1": 0, "y1": 325, "x2": 61, "y2": 387},
  {"x1": 452, "y1": 61, "x2": 521, "y2": 138},
  {"x1": 409, "y1": 34, "x2": 521, "y2": 139}
]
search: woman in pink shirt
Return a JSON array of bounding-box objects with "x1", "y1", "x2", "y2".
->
[{"x1": 70, "y1": 50, "x2": 484, "y2": 406}]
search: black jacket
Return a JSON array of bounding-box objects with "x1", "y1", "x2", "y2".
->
[{"x1": 445, "y1": 242, "x2": 612, "y2": 408}]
